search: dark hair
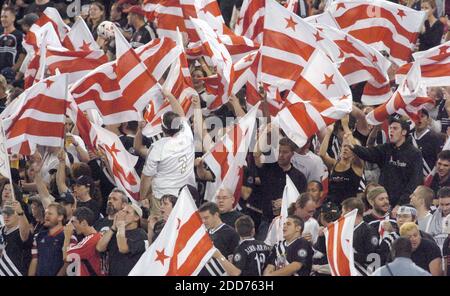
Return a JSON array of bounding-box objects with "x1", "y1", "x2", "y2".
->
[
  {"x1": 388, "y1": 115, "x2": 409, "y2": 133},
  {"x1": 287, "y1": 202, "x2": 296, "y2": 215},
  {"x1": 391, "y1": 237, "x2": 412, "y2": 259},
  {"x1": 438, "y1": 150, "x2": 450, "y2": 162},
  {"x1": 198, "y1": 202, "x2": 220, "y2": 215},
  {"x1": 308, "y1": 180, "x2": 323, "y2": 192},
  {"x1": 48, "y1": 203, "x2": 67, "y2": 224},
  {"x1": 341, "y1": 197, "x2": 364, "y2": 216},
  {"x1": 279, "y1": 137, "x2": 298, "y2": 152},
  {"x1": 71, "y1": 162, "x2": 92, "y2": 179},
  {"x1": 0, "y1": 179, "x2": 23, "y2": 206},
  {"x1": 161, "y1": 194, "x2": 177, "y2": 207},
  {"x1": 74, "y1": 207, "x2": 96, "y2": 226},
  {"x1": 296, "y1": 192, "x2": 314, "y2": 209},
  {"x1": 437, "y1": 186, "x2": 450, "y2": 199},
  {"x1": 161, "y1": 111, "x2": 182, "y2": 136},
  {"x1": 235, "y1": 215, "x2": 254, "y2": 237},
  {"x1": 287, "y1": 215, "x2": 304, "y2": 232}
]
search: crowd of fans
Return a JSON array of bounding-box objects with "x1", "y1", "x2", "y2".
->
[{"x1": 0, "y1": 0, "x2": 450, "y2": 276}]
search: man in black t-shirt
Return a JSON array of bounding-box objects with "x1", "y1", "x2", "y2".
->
[
  {"x1": 212, "y1": 215, "x2": 271, "y2": 276},
  {"x1": 0, "y1": 7, "x2": 26, "y2": 72},
  {"x1": 74, "y1": 175, "x2": 101, "y2": 222},
  {"x1": 263, "y1": 215, "x2": 313, "y2": 276},
  {"x1": 399, "y1": 222, "x2": 442, "y2": 276},
  {"x1": 254, "y1": 137, "x2": 307, "y2": 237},
  {"x1": 123, "y1": 5, "x2": 157, "y2": 49},
  {"x1": 96, "y1": 204, "x2": 147, "y2": 276}
]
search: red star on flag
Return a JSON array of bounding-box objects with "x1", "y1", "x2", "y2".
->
[
  {"x1": 397, "y1": 9, "x2": 406, "y2": 19},
  {"x1": 336, "y1": 3, "x2": 346, "y2": 10},
  {"x1": 439, "y1": 45, "x2": 450, "y2": 55},
  {"x1": 106, "y1": 143, "x2": 120, "y2": 156},
  {"x1": 243, "y1": 53, "x2": 255, "y2": 63},
  {"x1": 155, "y1": 249, "x2": 170, "y2": 265},
  {"x1": 314, "y1": 31, "x2": 324, "y2": 42},
  {"x1": 45, "y1": 79, "x2": 54, "y2": 89},
  {"x1": 321, "y1": 74, "x2": 335, "y2": 89},
  {"x1": 285, "y1": 16, "x2": 297, "y2": 31},
  {"x1": 80, "y1": 40, "x2": 92, "y2": 51}
]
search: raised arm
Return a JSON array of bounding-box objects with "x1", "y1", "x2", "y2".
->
[
  {"x1": 318, "y1": 124, "x2": 337, "y2": 170},
  {"x1": 163, "y1": 89, "x2": 185, "y2": 117},
  {"x1": 351, "y1": 104, "x2": 371, "y2": 136},
  {"x1": 56, "y1": 149, "x2": 69, "y2": 194},
  {"x1": 133, "y1": 121, "x2": 150, "y2": 158}
]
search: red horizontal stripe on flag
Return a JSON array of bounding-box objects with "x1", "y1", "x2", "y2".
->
[
  {"x1": 261, "y1": 55, "x2": 303, "y2": 81},
  {"x1": 8, "y1": 119, "x2": 65, "y2": 138},
  {"x1": 263, "y1": 29, "x2": 315, "y2": 61}
]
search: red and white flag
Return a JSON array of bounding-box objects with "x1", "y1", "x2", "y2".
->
[
  {"x1": 191, "y1": 18, "x2": 234, "y2": 110},
  {"x1": 260, "y1": 0, "x2": 340, "y2": 92},
  {"x1": 324, "y1": 209, "x2": 359, "y2": 276},
  {"x1": 234, "y1": 0, "x2": 265, "y2": 43},
  {"x1": 396, "y1": 41, "x2": 450, "y2": 87},
  {"x1": 308, "y1": 23, "x2": 392, "y2": 105},
  {"x1": 203, "y1": 103, "x2": 260, "y2": 204},
  {"x1": 70, "y1": 27, "x2": 163, "y2": 124},
  {"x1": 277, "y1": 49, "x2": 353, "y2": 148},
  {"x1": 129, "y1": 186, "x2": 215, "y2": 276},
  {"x1": 0, "y1": 75, "x2": 69, "y2": 155},
  {"x1": 366, "y1": 62, "x2": 434, "y2": 125},
  {"x1": 91, "y1": 124, "x2": 141, "y2": 204},
  {"x1": 66, "y1": 99, "x2": 96, "y2": 151},
  {"x1": 326, "y1": 0, "x2": 426, "y2": 65},
  {"x1": 0, "y1": 121, "x2": 12, "y2": 179}
]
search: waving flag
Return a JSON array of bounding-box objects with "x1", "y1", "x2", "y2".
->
[
  {"x1": 396, "y1": 41, "x2": 450, "y2": 87},
  {"x1": 203, "y1": 103, "x2": 260, "y2": 203},
  {"x1": 307, "y1": 23, "x2": 392, "y2": 105},
  {"x1": 260, "y1": 0, "x2": 340, "y2": 92},
  {"x1": 70, "y1": 27, "x2": 163, "y2": 124},
  {"x1": 91, "y1": 124, "x2": 141, "y2": 203},
  {"x1": 0, "y1": 122, "x2": 11, "y2": 179},
  {"x1": 191, "y1": 18, "x2": 234, "y2": 110},
  {"x1": 234, "y1": 0, "x2": 265, "y2": 43},
  {"x1": 129, "y1": 186, "x2": 215, "y2": 276},
  {"x1": 277, "y1": 49, "x2": 353, "y2": 148},
  {"x1": 326, "y1": 0, "x2": 426, "y2": 65},
  {"x1": 325, "y1": 209, "x2": 359, "y2": 276},
  {"x1": 0, "y1": 75, "x2": 69, "y2": 155},
  {"x1": 366, "y1": 62, "x2": 434, "y2": 125}
]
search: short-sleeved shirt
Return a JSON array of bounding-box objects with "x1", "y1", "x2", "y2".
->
[
  {"x1": 0, "y1": 28, "x2": 25, "y2": 70},
  {"x1": 77, "y1": 199, "x2": 101, "y2": 222},
  {"x1": 0, "y1": 226, "x2": 32, "y2": 276},
  {"x1": 209, "y1": 223, "x2": 240, "y2": 259},
  {"x1": 142, "y1": 120, "x2": 196, "y2": 199},
  {"x1": 32, "y1": 227, "x2": 77, "y2": 276},
  {"x1": 67, "y1": 232, "x2": 104, "y2": 276},
  {"x1": 232, "y1": 238, "x2": 272, "y2": 276},
  {"x1": 291, "y1": 151, "x2": 328, "y2": 183},
  {"x1": 267, "y1": 237, "x2": 313, "y2": 276},
  {"x1": 258, "y1": 163, "x2": 307, "y2": 220},
  {"x1": 411, "y1": 238, "x2": 442, "y2": 273},
  {"x1": 94, "y1": 217, "x2": 113, "y2": 233},
  {"x1": 106, "y1": 228, "x2": 147, "y2": 276}
]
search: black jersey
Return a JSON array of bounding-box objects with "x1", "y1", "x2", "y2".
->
[
  {"x1": 363, "y1": 213, "x2": 398, "y2": 237},
  {"x1": 232, "y1": 238, "x2": 272, "y2": 276},
  {"x1": 267, "y1": 237, "x2": 313, "y2": 276},
  {"x1": 353, "y1": 221, "x2": 379, "y2": 276},
  {"x1": 130, "y1": 24, "x2": 157, "y2": 49},
  {"x1": 0, "y1": 226, "x2": 32, "y2": 276},
  {"x1": 209, "y1": 223, "x2": 240, "y2": 259}
]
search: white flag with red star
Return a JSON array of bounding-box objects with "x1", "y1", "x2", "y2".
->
[{"x1": 129, "y1": 186, "x2": 215, "y2": 276}]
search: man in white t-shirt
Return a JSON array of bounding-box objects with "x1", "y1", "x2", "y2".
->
[
  {"x1": 140, "y1": 91, "x2": 196, "y2": 215},
  {"x1": 291, "y1": 139, "x2": 328, "y2": 183}
]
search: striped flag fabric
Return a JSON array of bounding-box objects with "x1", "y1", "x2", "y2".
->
[
  {"x1": 366, "y1": 62, "x2": 434, "y2": 125},
  {"x1": 307, "y1": 23, "x2": 392, "y2": 105},
  {"x1": 326, "y1": 0, "x2": 426, "y2": 65},
  {"x1": 203, "y1": 103, "x2": 260, "y2": 203},
  {"x1": 234, "y1": 0, "x2": 265, "y2": 43},
  {"x1": 0, "y1": 74, "x2": 69, "y2": 155},
  {"x1": 324, "y1": 209, "x2": 359, "y2": 276},
  {"x1": 260, "y1": 0, "x2": 340, "y2": 92},
  {"x1": 190, "y1": 17, "x2": 235, "y2": 110},
  {"x1": 395, "y1": 41, "x2": 450, "y2": 87},
  {"x1": 129, "y1": 186, "x2": 215, "y2": 276},
  {"x1": 70, "y1": 27, "x2": 163, "y2": 124},
  {"x1": 277, "y1": 49, "x2": 353, "y2": 148}
]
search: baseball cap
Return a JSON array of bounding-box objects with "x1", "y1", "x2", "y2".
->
[
  {"x1": 17, "y1": 13, "x2": 39, "y2": 27},
  {"x1": 75, "y1": 175, "x2": 94, "y2": 188},
  {"x1": 418, "y1": 108, "x2": 429, "y2": 118},
  {"x1": 1, "y1": 205, "x2": 15, "y2": 216},
  {"x1": 123, "y1": 5, "x2": 146, "y2": 17},
  {"x1": 397, "y1": 205, "x2": 417, "y2": 217},
  {"x1": 129, "y1": 204, "x2": 143, "y2": 218}
]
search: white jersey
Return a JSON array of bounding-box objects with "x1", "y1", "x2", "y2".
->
[
  {"x1": 265, "y1": 216, "x2": 320, "y2": 247},
  {"x1": 142, "y1": 120, "x2": 196, "y2": 199},
  {"x1": 291, "y1": 151, "x2": 327, "y2": 183}
]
